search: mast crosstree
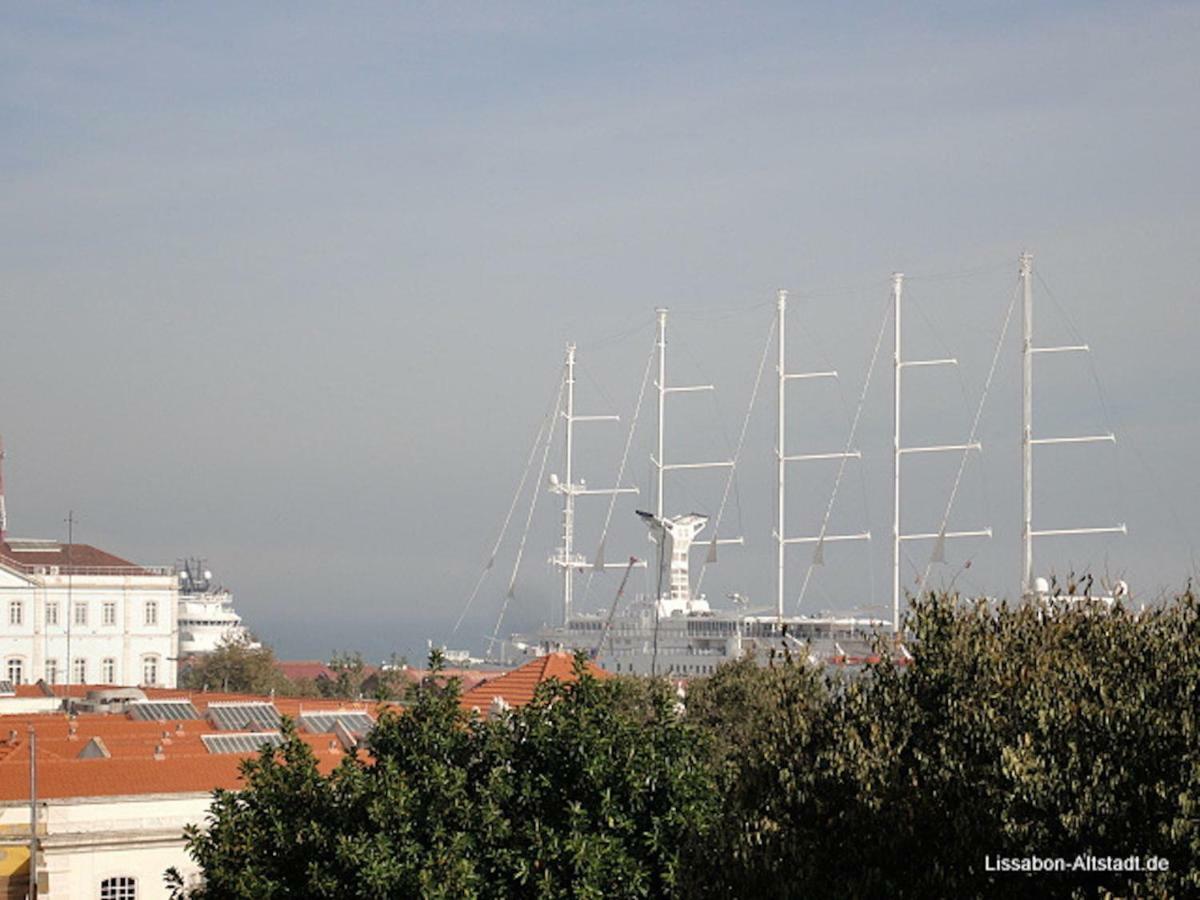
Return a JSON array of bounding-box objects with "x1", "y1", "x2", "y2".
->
[
  {"x1": 1019, "y1": 252, "x2": 1125, "y2": 596},
  {"x1": 891, "y1": 273, "x2": 992, "y2": 636},
  {"x1": 648, "y1": 308, "x2": 743, "y2": 608},
  {"x1": 550, "y1": 343, "x2": 640, "y2": 626},
  {"x1": 774, "y1": 290, "x2": 869, "y2": 623}
]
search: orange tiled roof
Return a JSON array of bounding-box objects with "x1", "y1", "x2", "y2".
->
[
  {"x1": 0, "y1": 540, "x2": 142, "y2": 571},
  {"x1": 459, "y1": 653, "x2": 610, "y2": 714},
  {"x1": 0, "y1": 686, "x2": 380, "y2": 801},
  {"x1": 276, "y1": 660, "x2": 338, "y2": 682},
  {"x1": 0, "y1": 730, "x2": 348, "y2": 801}
]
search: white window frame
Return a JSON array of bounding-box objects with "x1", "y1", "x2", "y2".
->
[
  {"x1": 144, "y1": 600, "x2": 158, "y2": 627},
  {"x1": 6, "y1": 657, "x2": 24, "y2": 686},
  {"x1": 103, "y1": 601, "x2": 117, "y2": 627},
  {"x1": 99, "y1": 874, "x2": 138, "y2": 900},
  {"x1": 8, "y1": 600, "x2": 22, "y2": 627},
  {"x1": 73, "y1": 657, "x2": 87, "y2": 684},
  {"x1": 142, "y1": 655, "x2": 159, "y2": 687},
  {"x1": 45, "y1": 658, "x2": 58, "y2": 684},
  {"x1": 45, "y1": 600, "x2": 59, "y2": 626},
  {"x1": 74, "y1": 601, "x2": 88, "y2": 627},
  {"x1": 102, "y1": 658, "x2": 116, "y2": 684}
]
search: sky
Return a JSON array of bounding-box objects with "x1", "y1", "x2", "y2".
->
[{"x1": 2, "y1": 2, "x2": 1198, "y2": 662}]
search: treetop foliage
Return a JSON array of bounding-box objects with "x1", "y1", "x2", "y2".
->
[{"x1": 172, "y1": 590, "x2": 1199, "y2": 899}]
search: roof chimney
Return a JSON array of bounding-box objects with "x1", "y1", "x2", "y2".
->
[{"x1": 153, "y1": 743, "x2": 165, "y2": 760}]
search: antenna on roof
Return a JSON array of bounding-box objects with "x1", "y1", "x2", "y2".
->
[{"x1": 0, "y1": 434, "x2": 8, "y2": 542}]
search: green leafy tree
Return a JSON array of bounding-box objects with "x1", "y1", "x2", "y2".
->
[
  {"x1": 682, "y1": 591, "x2": 1200, "y2": 899},
  {"x1": 320, "y1": 651, "x2": 369, "y2": 699},
  {"x1": 169, "y1": 593, "x2": 1200, "y2": 898},
  {"x1": 179, "y1": 636, "x2": 293, "y2": 695},
  {"x1": 171, "y1": 650, "x2": 718, "y2": 899}
]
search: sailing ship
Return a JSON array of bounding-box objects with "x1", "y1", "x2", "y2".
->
[{"x1": 491, "y1": 254, "x2": 1125, "y2": 675}]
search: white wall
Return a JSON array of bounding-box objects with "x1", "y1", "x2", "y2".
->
[
  {"x1": 0, "y1": 568, "x2": 178, "y2": 689},
  {"x1": 0, "y1": 793, "x2": 208, "y2": 900}
]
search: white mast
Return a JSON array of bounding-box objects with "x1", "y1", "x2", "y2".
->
[
  {"x1": 776, "y1": 292, "x2": 786, "y2": 620},
  {"x1": 650, "y1": 308, "x2": 742, "y2": 603},
  {"x1": 892, "y1": 273, "x2": 903, "y2": 634},
  {"x1": 1018, "y1": 252, "x2": 1125, "y2": 597},
  {"x1": 1021, "y1": 254, "x2": 1034, "y2": 594},
  {"x1": 775, "y1": 289, "x2": 868, "y2": 622},
  {"x1": 892, "y1": 272, "x2": 991, "y2": 636},
  {"x1": 655, "y1": 310, "x2": 668, "y2": 520},
  {"x1": 551, "y1": 343, "x2": 638, "y2": 625}
]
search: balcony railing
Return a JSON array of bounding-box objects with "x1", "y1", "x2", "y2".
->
[{"x1": 0, "y1": 557, "x2": 173, "y2": 578}]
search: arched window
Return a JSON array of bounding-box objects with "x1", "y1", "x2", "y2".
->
[
  {"x1": 100, "y1": 875, "x2": 137, "y2": 899},
  {"x1": 142, "y1": 655, "x2": 159, "y2": 686}
]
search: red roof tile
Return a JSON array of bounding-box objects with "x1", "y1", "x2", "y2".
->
[
  {"x1": 0, "y1": 540, "x2": 142, "y2": 571},
  {"x1": 0, "y1": 706, "x2": 360, "y2": 801},
  {"x1": 276, "y1": 661, "x2": 337, "y2": 682},
  {"x1": 459, "y1": 653, "x2": 610, "y2": 714}
]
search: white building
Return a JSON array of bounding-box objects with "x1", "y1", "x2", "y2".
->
[
  {"x1": 0, "y1": 792, "x2": 210, "y2": 899},
  {"x1": 0, "y1": 539, "x2": 177, "y2": 690},
  {"x1": 0, "y1": 692, "x2": 367, "y2": 898}
]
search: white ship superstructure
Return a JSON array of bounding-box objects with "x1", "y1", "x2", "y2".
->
[
  {"x1": 176, "y1": 558, "x2": 257, "y2": 655},
  {"x1": 520, "y1": 506, "x2": 888, "y2": 676}
]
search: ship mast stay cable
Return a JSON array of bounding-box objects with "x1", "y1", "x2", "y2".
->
[
  {"x1": 578, "y1": 338, "x2": 657, "y2": 610},
  {"x1": 796, "y1": 292, "x2": 891, "y2": 610},
  {"x1": 1033, "y1": 270, "x2": 1130, "y2": 534},
  {"x1": 451, "y1": 376, "x2": 561, "y2": 638},
  {"x1": 915, "y1": 276, "x2": 1020, "y2": 595},
  {"x1": 694, "y1": 316, "x2": 776, "y2": 595},
  {"x1": 489, "y1": 372, "x2": 567, "y2": 651},
  {"x1": 452, "y1": 367, "x2": 563, "y2": 636},
  {"x1": 1025, "y1": 268, "x2": 1158, "y2": 590}
]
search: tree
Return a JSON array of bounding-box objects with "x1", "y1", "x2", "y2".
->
[
  {"x1": 681, "y1": 592, "x2": 1200, "y2": 899},
  {"x1": 319, "y1": 651, "x2": 369, "y2": 699},
  {"x1": 179, "y1": 636, "x2": 292, "y2": 695},
  {"x1": 171, "y1": 592, "x2": 1200, "y2": 898},
  {"x1": 172, "y1": 651, "x2": 720, "y2": 899}
]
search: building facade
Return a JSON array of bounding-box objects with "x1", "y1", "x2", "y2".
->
[
  {"x1": 0, "y1": 689, "x2": 369, "y2": 898},
  {"x1": 0, "y1": 540, "x2": 177, "y2": 690}
]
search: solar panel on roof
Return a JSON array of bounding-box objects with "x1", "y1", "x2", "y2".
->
[
  {"x1": 201, "y1": 732, "x2": 285, "y2": 754},
  {"x1": 298, "y1": 711, "x2": 375, "y2": 737},
  {"x1": 0, "y1": 681, "x2": 15, "y2": 696},
  {"x1": 206, "y1": 702, "x2": 281, "y2": 731},
  {"x1": 127, "y1": 700, "x2": 200, "y2": 721}
]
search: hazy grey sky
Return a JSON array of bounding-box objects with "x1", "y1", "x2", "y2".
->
[{"x1": 2, "y1": 2, "x2": 1198, "y2": 661}]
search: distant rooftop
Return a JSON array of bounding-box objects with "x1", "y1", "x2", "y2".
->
[
  {"x1": 0, "y1": 538, "x2": 170, "y2": 576},
  {"x1": 0, "y1": 685, "x2": 382, "y2": 802},
  {"x1": 460, "y1": 652, "x2": 610, "y2": 715}
]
